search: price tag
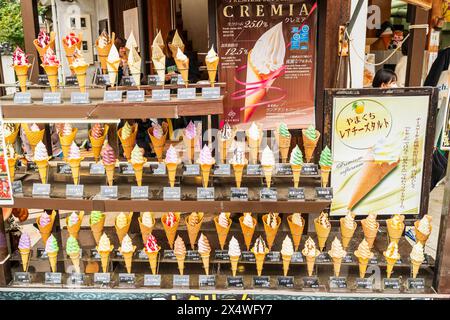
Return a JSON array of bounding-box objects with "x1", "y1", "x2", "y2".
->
[
  {"x1": 90, "y1": 163, "x2": 106, "y2": 175},
  {"x1": 355, "y1": 278, "x2": 373, "y2": 291},
  {"x1": 127, "y1": 90, "x2": 145, "y2": 102},
  {"x1": 253, "y1": 276, "x2": 270, "y2": 288},
  {"x1": 70, "y1": 92, "x2": 90, "y2": 104},
  {"x1": 96, "y1": 74, "x2": 110, "y2": 86},
  {"x1": 120, "y1": 163, "x2": 135, "y2": 174},
  {"x1": 186, "y1": 250, "x2": 201, "y2": 261},
  {"x1": 32, "y1": 183, "x2": 51, "y2": 197},
  {"x1": 329, "y1": 277, "x2": 348, "y2": 291},
  {"x1": 265, "y1": 251, "x2": 281, "y2": 262},
  {"x1": 65, "y1": 75, "x2": 79, "y2": 86},
  {"x1": 68, "y1": 273, "x2": 85, "y2": 286},
  {"x1": 214, "y1": 250, "x2": 230, "y2": 261},
  {"x1": 184, "y1": 164, "x2": 200, "y2": 176},
  {"x1": 147, "y1": 75, "x2": 158, "y2": 86},
  {"x1": 227, "y1": 276, "x2": 244, "y2": 289},
  {"x1": 90, "y1": 249, "x2": 101, "y2": 259},
  {"x1": 291, "y1": 252, "x2": 304, "y2": 263},
  {"x1": 152, "y1": 89, "x2": 171, "y2": 101},
  {"x1": 118, "y1": 273, "x2": 136, "y2": 286},
  {"x1": 14, "y1": 272, "x2": 31, "y2": 284},
  {"x1": 202, "y1": 87, "x2": 220, "y2": 99},
  {"x1": 316, "y1": 252, "x2": 331, "y2": 263},
  {"x1": 197, "y1": 187, "x2": 214, "y2": 201},
  {"x1": 230, "y1": 187, "x2": 248, "y2": 201},
  {"x1": 383, "y1": 278, "x2": 401, "y2": 291},
  {"x1": 369, "y1": 256, "x2": 378, "y2": 265},
  {"x1": 36, "y1": 248, "x2": 47, "y2": 259},
  {"x1": 407, "y1": 278, "x2": 425, "y2": 292},
  {"x1": 45, "y1": 272, "x2": 62, "y2": 285},
  {"x1": 315, "y1": 187, "x2": 333, "y2": 200},
  {"x1": 302, "y1": 277, "x2": 320, "y2": 290},
  {"x1": 177, "y1": 88, "x2": 196, "y2": 100},
  {"x1": 103, "y1": 90, "x2": 123, "y2": 102},
  {"x1": 144, "y1": 274, "x2": 161, "y2": 287},
  {"x1": 100, "y1": 186, "x2": 118, "y2": 199},
  {"x1": 163, "y1": 187, "x2": 181, "y2": 200},
  {"x1": 288, "y1": 187, "x2": 305, "y2": 201},
  {"x1": 13, "y1": 92, "x2": 32, "y2": 104},
  {"x1": 276, "y1": 163, "x2": 293, "y2": 175},
  {"x1": 343, "y1": 254, "x2": 354, "y2": 263},
  {"x1": 66, "y1": 184, "x2": 84, "y2": 199},
  {"x1": 199, "y1": 275, "x2": 216, "y2": 289},
  {"x1": 173, "y1": 275, "x2": 190, "y2": 288},
  {"x1": 214, "y1": 164, "x2": 231, "y2": 175},
  {"x1": 131, "y1": 186, "x2": 149, "y2": 199},
  {"x1": 57, "y1": 163, "x2": 72, "y2": 174},
  {"x1": 94, "y1": 273, "x2": 111, "y2": 286},
  {"x1": 301, "y1": 163, "x2": 319, "y2": 176},
  {"x1": 278, "y1": 276, "x2": 294, "y2": 288},
  {"x1": 152, "y1": 162, "x2": 166, "y2": 175},
  {"x1": 260, "y1": 188, "x2": 277, "y2": 201},
  {"x1": 121, "y1": 76, "x2": 136, "y2": 86},
  {"x1": 246, "y1": 164, "x2": 261, "y2": 175},
  {"x1": 12, "y1": 181, "x2": 23, "y2": 194},
  {"x1": 38, "y1": 74, "x2": 49, "y2": 85},
  {"x1": 43, "y1": 92, "x2": 61, "y2": 104},
  {"x1": 241, "y1": 251, "x2": 256, "y2": 262},
  {"x1": 163, "y1": 250, "x2": 176, "y2": 260}
]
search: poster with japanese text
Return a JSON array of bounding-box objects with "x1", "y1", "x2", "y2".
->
[
  {"x1": 330, "y1": 96, "x2": 429, "y2": 216},
  {"x1": 217, "y1": 0, "x2": 317, "y2": 130}
]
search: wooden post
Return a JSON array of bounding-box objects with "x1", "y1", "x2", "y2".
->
[
  {"x1": 137, "y1": 0, "x2": 149, "y2": 78},
  {"x1": 20, "y1": 0, "x2": 40, "y2": 83}
]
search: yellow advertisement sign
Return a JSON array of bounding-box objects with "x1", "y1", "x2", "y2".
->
[{"x1": 330, "y1": 96, "x2": 429, "y2": 216}]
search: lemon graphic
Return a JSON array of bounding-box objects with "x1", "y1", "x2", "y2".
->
[{"x1": 352, "y1": 101, "x2": 365, "y2": 114}]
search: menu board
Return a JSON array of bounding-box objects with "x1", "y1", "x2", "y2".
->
[
  {"x1": 0, "y1": 114, "x2": 14, "y2": 205},
  {"x1": 217, "y1": 0, "x2": 317, "y2": 130}
]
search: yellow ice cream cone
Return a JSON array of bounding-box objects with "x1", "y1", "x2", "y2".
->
[
  {"x1": 4, "y1": 124, "x2": 20, "y2": 145},
  {"x1": 384, "y1": 254, "x2": 398, "y2": 279},
  {"x1": 185, "y1": 213, "x2": 204, "y2": 250},
  {"x1": 232, "y1": 164, "x2": 245, "y2": 188},
  {"x1": 214, "y1": 215, "x2": 231, "y2": 250},
  {"x1": 287, "y1": 215, "x2": 305, "y2": 251},
  {"x1": 42, "y1": 64, "x2": 59, "y2": 92},
  {"x1": 229, "y1": 255, "x2": 240, "y2": 277},
  {"x1": 414, "y1": 220, "x2": 431, "y2": 245},
  {"x1": 148, "y1": 124, "x2": 168, "y2": 161},
  {"x1": 200, "y1": 252, "x2": 210, "y2": 275},
  {"x1": 72, "y1": 64, "x2": 89, "y2": 93},
  {"x1": 115, "y1": 213, "x2": 132, "y2": 244},
  {"x1": 340, "y1": 218, "x2": 357, "y2": 250},
  {"x1": 262, "y1": 165, "x2": 274, "y2": 188},
  {"x1": 356, "y1": 257, "x2": 369, "y2": 278},
  {"x1": 161, "y1": 212, "x2": 180, "y2": 249},
  {"x1": 332, "y1": 257, "x2": 342, "y2": 277},
  {"x1": 68, "y1": 157, "x2": 84, "y2": 185},
  {"x1": 90, "y1": 218, "x2": 105, "y2": 245},
  {"x1": 19, "y1": 248, "x2": 30, "y2": 272},
  {"x1": 262, "y1": 214, "x2": 281, "y2": 250},
  {"x1": 23, "y1": 125, "x2": 45, "y2": 153},
  {"x1": 302, "y1": 130, "x2": 320, "y2": 163},
  {"x1": 320, "y1": 165, "x2": 331, "y2": 188},
  {"x1": 89, "y1": 125, "x2": 109, "y2": 162},
  {"x1": 36, "y1": 211, "x2": 56, "y2": 244},
  {"x1": 361, "y1": 219, "x2": 379, "y2": 249},
  {"x1": 131, "y1": 161, "x2": 146, "y2": 186},
  {"x1": 65, "y1": 211, "x2": 84, "y2": 239},
  {"x1": 251, "y1": 248, "x2": 269, "y2": 276},
  {"x1": 138, "y1": 216, "x2": 155, "y2": 244},
  {"x1": 121, "y1": 247, "x2": 136, "y2": 274},
  {"x1": 118, "y1": 124, "x2": 138, "y2": 161},
  {"x1": 314, "y1": 218, "x2": 331, "y2": 251},
  {"x1": 166, "y1": 162, "x2": 178, "y2": 187},
  {"x1": 291, "y1": 164, "x2": 303, "y2": 188},
  {"x1": 282, "y1": 254, "x2": 292, "y2": 276},
  {"x1": 146, "y1": 247, "x2": 160, "y2": 275},
  {"x1": 200, "y1": 163, "x2": 214, "y2": 188},
  {"x1": 59, "y1": 128, "x2": 78, "y2": 161},
  {"x1": 47, "y1": 251, "x2": 58, "y2": 273},
  {"x1": 305, "y1": 255, "x2": 316, "y2": 276},
  {"x1": 239, "y1": 216, "x2": 257, "y2": 251},
  {"x1": 206, "y1": 59, "x2": 219, "y2": 87},
  {"x1": 97, "y1": 245, "x2": 113, "y2": 273},
  {"x1": 103, "y1": 163, "x2": 116, "y2": 186},
  {"x1": 411, "y1": 259, "x2": 422, "y2": 279},
  {"x1": 14, "y1": 65, "x2": 30, "y2": 92},
  {"x1": 176, "y1": 254, "x2": 186, "y2": 275}
]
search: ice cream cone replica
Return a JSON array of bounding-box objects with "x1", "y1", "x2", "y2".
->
[
  {"x1": 232, "y1": 163, "x2": 245, "y2": 188},
  {"x1": 131, "y1": 160, "x2": 146, "y2": 187},
  {"x1": 33, "y1": 32, "x2": 56, "y2": 61},
  {"x1": 63, "y1": 33, "x2": 82, "y2": 67},
  {"x1": 229, "y1": 255, "x2": 240, "y2": 277},
  {"x1": 14, "y1": 65, "x2": 30, "y2": 92},
  {"x1": 166, "y1": 162, "x2": 178, "y2": 187},
  {"x1": 89, "y1": 125, "x2": 109, "y2": 162},
  {"x1": 48, "y1": 251, "x2": 58, "y2": 273},
  {"x1": 7, "y1": 157, "x2": 17, "y2": 180},
  {"x1": 138, "y1": 216, "x2": 155, "y2": 244},
  {"x1": 121, "y1": 247, "x2": 136, "y2": 274},
  {"x1": 291, "y1": 164, "x2": 303, "y2": 188},
  {"x1": 68, "y1": 157, "x2": 84, "y2": 185},
  {"x1": 174, "y1": 59, "x2": 189, "y2": 86},
  {"x1": 357, "y1": 257, "x2": 369, "y2": 278},
  {"x1": 200, "y1": 252, "x2": 210, "y2": 275},
  {"x1": 65, "y1": 212, "x2": 84, "y2": 239},
  {"x1": 72, "y1": 64, "x2": 88, "y2": 93},
  {"x1": 282, "y1": 254, "x2": 292, "y2": 276},
  {"x1": 302, "y1": 130, "x2": 320, "y2": 163},
  {"x1": 19, "y1": 248, "x2": 30, "y2": 272},
  {"x1": 414, "y1": 220, "x2": 431, "y2": 245},
  {"x1": 262, "y1": 165, "x2": 274, "y2": 188},
  {"x1": 118, "y1": 124, "x2": 138, "y2": 161},
  {"x1": 214, "y1": 215, "x2": 232, "y2": 250},
  {"x1": 107, "y1": 60, "x2": 120, "y2": 86},
  {"x1": 206, "y1": 59, "x2": 219, "y2": 87},
  {"x1": 304, "y1": 255, "x2": 317, "y2": 276},
  {"x1": 5, "y1": 124, "x2": 20, "y2": 144},
  {"x1": 251, "y1": 247, "x2": 269, "y2": 276},
  {"x1": 103, "y1": 163, "x2": 116, "y2": 186},
  {"x1": 162, "y1": 212, "x2": 181, "y2": 249},
  {"x1": 239, "y1": 216, "x2": 257, "y2": 251},
  {"x1": 276, "y1": 134, "x2": 291, "y2": 163},
  {"x1": 320, "y1": 166, "x2": 331, "y2": 188},
  {"x1": 387, "y1": 220, "x2": 405, "y2": 244},
  {"x1": 332, "y1": 257, "x2": 343, "y2": 277},
  {"x1": 96, "y1": 33, "x2": 115, "y2": 74},
  {"x1": 185, "y1": 213, "x2": 204, "y2": 250},
  {"x1": 97, "y1": 245, "x2": 113, "y2": 273},
  {"x1": 262, "y1": 214, "x2": 281, "y2": 250},
  {"x1": 69, "y1": 252, "x2": 81, "y2": 273},
  {"x1": 146, "y1": 247, "x2": 160, "y2": 275},
  {"x1": 147, "y1": 124, "x2": 168, "y2": 161},
  {"x1": 42, "y1": 65, "x2": 59, "y2": 92},
  {"x1": 91, "y1": 218, "x2": 105, "y2": 245},
  {"x1": 59, "y1": 128, "x2": 78, "y2": 161},
  {"x1": 200, "y1": 162, "x2": 214, "y2": 188},
  {"x1": 313, "y1": 218, "x2": 331, "y2": 251},
  {"x1": 115, "y1": 213, "x2": 132, "y2": 244},
  {"x1": 287, "y1": 215, "x2": 305, "y2": 251},
  {"x1": 34, "y1": 158, "x2": 50, "y2": 184},
  {"x1": 411, "y1": 260, "x2": 422, "y2": 279},
  {"x1": 176, "y1": 254, "x2": 186, "y2": 275},
  {"x1": 23, "y1": 127, "x2": 45, "y2": 152},
  {"x1": 340, "y1": 218, "x2": 357, "y2": 250},
  {"x1": 384, "y1": 254, "x2": 398, "y2": 279},
  {"x1": 361, "y1": 219, "x2": 379, "y2": 249},
  {"x1": 36, "y1": 211, "x2": 56, "y2": 244}
]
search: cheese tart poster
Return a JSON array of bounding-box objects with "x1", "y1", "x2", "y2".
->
[
  {"x1": 329, "y1": 95, "x2": 430, "y2": 216},
  {"x1": 217, "y1": 0, "x2": 317, "y2": 130}
]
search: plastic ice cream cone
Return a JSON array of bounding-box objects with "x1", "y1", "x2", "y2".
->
[
  {"x1": 332, "y1": 257, "x2": 342, "y2": 277},
  {"x1": 69, "y1": 252, "x2": 81, "y2": 273},
  {"x1": 98, "y1": 245, "x2": 113, "y2": 273},
  {"x1": 96, "y1": 33, "x2": 115, "y2": 74},
  {"x1": 387, "y1": 221, "x2": 404, "y2": 244},
  {"x1": 66, "y1": 211, "x2": 84, "y2": 239},
  {"x1": 357, "y1": 257, "x2": 369, "y2": 278},
  {"x1": 122, "y1": 249, "x2": 135, "y2": 273},
  {"x1": 277, "y1": 135, "x2": 291, "y2": 163},
  {"x1": 162, "y1": 212, "x2": 180, "y2": 249},
  {"x1": 206, "y1": 59, "x2": 219, "y2": 87},
  {"x1": 340, "y1": 218, "x2": 357, "y2": 250},
  {"x1": 166, "y1": 162, "x2": 178, "y2": 187},
  {"x1": 24, "y1": 127, "x2": 45, "y2": 153},
  {"x1": 8, "y1": 157, "x2": 17, "y2": 180},
  {"x1": 262, "y1": 214, "x2": 281, "y2": 250},
  {"x1": 33, "y1": 33, "x2": 56, "y2": 62},
  {"x1": 200, "y1": 252, "x2": 210, "y2": 275},
  {"x1": 252, "y1": 249, "x2": 268, "y2": 277},
  {"x1": 63, "y1": 33, "x2": 82, "y2": 67},
  {"x1": 34, "y1": 159, "x2": 49, "y2": 184},
  {"x1": 14, "y1": 65, "x2": 30, "y2": 92},
  {"x1": 36, "y1": 211, "x2": 56, "y2": 244},
  {"x1": 314, "y1": 218, "x2": 331, "y2": 251},
  {"x1": 68, "y1": 158, "x2": 83, "y2": 185},
  {"x1": 287, "y1": 215, "x2": 305, "y2": 251},
  {"x1": 103, "y1": 163, "x2": 115, "y2": 186},
  {"x1": 115, "y1": 215, "x2": 132, "y2": 244},
  {"x1": 282, "y1": 254, "x2": 292, "y2": 276},
  {"x1": 200, "y1": 163, "x2": 213, "y2": 188},
  {"x1": 414, "y1": 220, "x2": 430, "y2": 245},
  {"x1": 47, "y1": 251, "x2": 58, "y2": 273},
  {"x1": 146, "y1": 248, "x2": 160, "y2": 275},
  {"x1": 233, "y1": 164, "x2": 245, "y2": 188},
  {"x1": 107, "y1": 60, "x2": 120, "y2": 87},
  {"x1": 239, "y1": 216, "x2": 257, "y2": 251},
  {"x1": 5, "y1": 124, "x2": 20, "y2": 144},
  {"x1": 302, "y1": 130, "x2": 320, "y2": 163},
  {"x1": 148, "y1": 125, "x2": 168, "y2": 161},
  {"x1": 185, "y1": 213, "x2": 204, "y2": 250},
  {"x1": 59, "y1": 128, "x2": 78, "y2": 161},
  {"x1": 361, "y1": 219, "x2": 379, "y2": 249},
  {"x1": 213, "y1": 216, "x2": 231, "y2": 250},
  {"x1": 291, "y1": 164, "x2": 303, "y2": 188},
  {"x1": 229, "y1": 255, "x2": 239, "y2": 277},
  {"x1": 262, "y1": 165, "x2": 274, "y2": 188},
  {"x1": 320, "y1": 165, "x2": 331, "y2": 188},
  {"x1": 176, "y1": 254, "x2": 186, "y2": 275},
  {"x1": 42, "y1": 65, "x2": 59, "y2": 92},
  {"x1": 138, "y1": 216, "x2": 155, "y2": 244},
  {"x1": 384, "y1": 255, "x2": 398, "y2": 279},
  {"x1": 19, "y1": 248, "x2": 30, "y2": 272},
  {"x1": 72, "y1": 65, "x2": 89, "y2": 93},
  {"x1": 90, "y1": 218, "x2": 105, "y2": 245},
  {"x1": 89, "y1": 125, "x2": 109, "y2": 162},
  {"x1": 118, "y1": 124, "x2": 138, "y2": 160},
  {"x1": 305, "y1": 255, "x2": 316, "y2": 276},
  {"x1": 411, "y1": 259, "x2": 422, "y2": 279},
  {"x1": 174, "y1": 58, "x2": 189, "y2": 86},
  {"x1": 132, "y1": 161, "x2": 146, "y2": 186}
]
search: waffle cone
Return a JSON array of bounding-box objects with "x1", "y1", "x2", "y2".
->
[
  {"x1": 36, "y1": 211, "x2": 56, "y2": 244},
  {"x1": 282, "y1": 254, "x2": 292, "y2": 276},
  {"x1": 305, "y1": 255, "x2": 316, "y2": 276},
  {"x1": 176, "y1": 254, "x2": 186, "y2": 275},
  {"x1": 185, "y1": 213, "x2": 204, "y2": 250},
  {"x1": 174, "y1": 58, "x2": 189, "y2": 84},
  {"x1": 320, "y1": 166, "x2": 331, "y2": 188},
  {"x1": 414, "y1": 220, "x2": 430, "y2": 245},
  {"x1": 251, "y1": 248, "x2": 269, "y2": 276},
  {"x1": 411, "y1": 259, "x2": 422, "y2": 278},
  {"x1": 214, "y1": 216, "x2": 231, "y2": 250},
  {"x1": 89, "y1": 125, "x2": 109, "y2": 162},
  {"x1": 8, "y1": 157, "x2": 17, "y2": 179},
  {"x1": 103, "y1": 163, "x2": 116, "y2": 186},
  {"x1": 115, "y1": 215, "x2": 132, "y2": 244},
  {"x1": 262, "y1": 165, "x2": 273, "y2": 188},
  {"x1": 314, "y1": 218, "x2": 331, "y2": 251},
  {"x1": 146, "y1": 247, "x2": 160, "y2": 275},
  {"x1": 384, "y1": 254, "x2": 398, "y2": 279},
  {"x1": 239, "y1": 216, "x2": 257, "y2": 251},
  {"x1": 169, "y1": 43, "x2": 185, "y2": 57},
  {"x1": 233, "y1": 164, "x2": 245, "y2": 188},
  {"x1": 206, "y1": 59, "x2": 219, "y2": 86},
  {"x1": 386, "y1": 220, "x2": 405, "y2": 244},
  {"x1": 59, "y1": 128, "x2": 78, "y2": 161},
  {"x1": 340, "y1": 218, "x2": 357, "y2": 250},
  {"x1": 148, "y1": 124, "x2": 168, "y2": 161},
  {"x1": 63, "y1": 34, "x2": 82, "y2": 67},
  {"x1": 42, "y1": 64, "x2": 59, "y2": 92},
  {"x1": 72, "y1": 64, "x2": 89, "y2": 92},
  {"x1": 34, "y1": 159, "x2": 49, "y2": 184},
  {"x1": 291, "y1": 164, "x2": 303, "y2": 188},
  {"x1": 24, "y1": 127, "x2": 45, "y2": 152},
  {"x1": 131, "y1": 161, "x2": 146, "y2": 186},
  {"x1": 287, "y1": 215, "x2": 305, "y2": 251},
  {"x1": 277, "y1": 134, "x2": 291, "y2": 163},
  {"x1": 356, "y1": 257, "x2": 369, "y2": 278},
  {"x1": 361, "y1": 219, "x2": 379, "y2": 248},
  {"x1": 68, "y1": 158, "x2": 84, "y2": 185},
  {"x1": 66, "y1": 211, "x2": 84, "y2": 239},
  {"x1": 97, "y1": 245, "x2": 113, "y2": 273},
  {"x1": 229, "y1": 255, "x2": 240, "y2": 277},
  {"x1": 90, "y1": 217, "x2": 105, "y2": 245},
  {"x1": 33, "y1": 33, "x2": 56, "y2": 62},
  {"x1": 302, "y1": 130, "x2": 320, "y2": 163},
  {"x1": 262, "y1": 214, "x2": 281, "y2": 250},
  {"x1": 138, "y1": 216, "x2": 155, "y2": 244},
  {"x1": 19, "y1": 248, "x2": 30, "y2": 272},
  {"x1": 47, "y1": 251, "x2": 58, "y2": 273},
  {"x1": 96, "y1": 33, "x2": 115, "y2": 73},
  {"x1": 166, "y1": 162, "x2": 178, "y2": 187},
  {"x1": 200, "y1": 252, "x2": 210, "y2": 275},
  {"x1": 107, "y1": 60, "x2": 120, "y2": 86},
  {"x1": 200, "y1": 163, "x2": 214, "y2": 188},
  {"x1": 121, "y1": 248, "x2": 136, "y2": 273},
  {"x1": 14, "y1": 65, "x2": 30, "y2": 92},
  {"x1": 118, "y1": 124, "x2": 138, "y2": 160},
  {"x1": 162, "y1": 212, "x2": 180, "y2": 249},
  {"x1": 68, "y1": 252, "x2": 81, "y2": 273},
  {"x1": 4, "y1": 124, "x2": 20, "y2": 144},
  {"x1": 332, "y1": 257, "x2": 343, "y2": 277}
]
